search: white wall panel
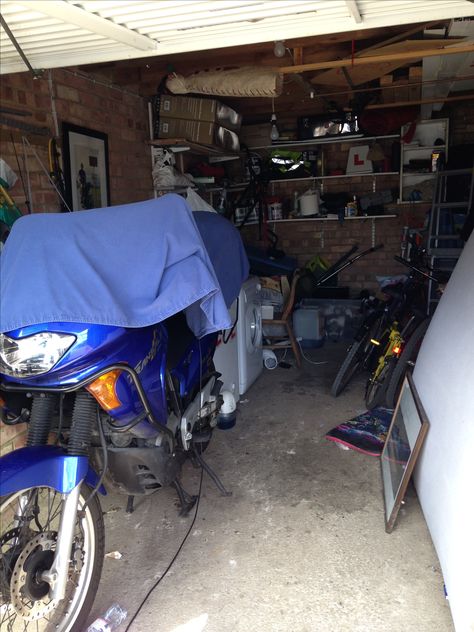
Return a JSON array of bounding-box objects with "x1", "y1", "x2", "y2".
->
[{"x1": 413, "y1": 232, "x2": 474, "y2": 632}]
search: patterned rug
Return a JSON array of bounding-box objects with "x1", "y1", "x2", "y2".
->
[{"x1": 325, "y1": 408, "x2": 394, "y2": 456}]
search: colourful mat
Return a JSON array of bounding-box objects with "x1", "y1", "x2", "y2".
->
[{"x1": 326, "y1": 408, "x2": 394, "y2": 456}]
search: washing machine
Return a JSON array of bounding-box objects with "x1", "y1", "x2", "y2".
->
[
  {"x1": 237, "y1": 276, "x2": 263, "y2": 395},
  {"x1": 213, "y1": 300, "x2": 239, "y2": 402}
]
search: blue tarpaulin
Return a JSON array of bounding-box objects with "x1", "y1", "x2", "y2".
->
[{"x1": 0, "y1": 195, "x2": 249, "y2": 338}]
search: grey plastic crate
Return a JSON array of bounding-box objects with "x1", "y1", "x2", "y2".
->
[{"x1": 297, "y1": 298, "x2": 362, "y2": 342}]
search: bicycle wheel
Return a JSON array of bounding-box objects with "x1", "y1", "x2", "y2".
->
[
  {"x1": 365, "y1": 354, "x2": 397, "y2": 409},
  {"x1": 331, "y1": 310, "x2": 386, "y2": 398},
  {"x1": 385, "y1": 319, "x2": 430, "y2": 409},
  {"x1": 0, "y1": 484, "x2": 104, "y2": 631},
  {"x1": 331, "y1": 329, "x2": 374, "y2": 397}
]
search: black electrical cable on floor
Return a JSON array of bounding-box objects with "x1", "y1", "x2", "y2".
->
[
  {"x1": 124, "y1": 338, "x2": 206, "y2": 631},
  {"x1": 124, "y1": 468, "x2": 204, "y2": 631}
]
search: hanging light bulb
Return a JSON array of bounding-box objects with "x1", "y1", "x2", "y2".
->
[
  {"x1": 273, "y1": 41, "x2": 286, "y2": 58},
  {"x1": 270, "y1": 113, "x2": 280, "y2": 141}
]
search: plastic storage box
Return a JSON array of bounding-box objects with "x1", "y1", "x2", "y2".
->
[
  {"x1": 293, "y1": 305, "x2": 325, "y2": 348},
  {"x1": 295, "y1": 298, "x2": 362, "y2": 344}
]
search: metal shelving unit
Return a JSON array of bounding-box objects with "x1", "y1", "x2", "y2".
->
[
  {"x1": 399, "y1": 118, "x2": 449, "y2": 202},
  {"x1": 427, "y1": 165, "x2": 474, "y2": 314}
]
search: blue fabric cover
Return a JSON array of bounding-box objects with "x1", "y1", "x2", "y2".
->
[
  {"x1": 0, "y1": 195, "x2": 248, "y2": 337},
  {"x1": 193, "y1": 211, "x2": 249, "y2": 308}
]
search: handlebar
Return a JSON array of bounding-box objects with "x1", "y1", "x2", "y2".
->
[{"x1": 394, "y1": 255, "x2": 440, "y2": 283}]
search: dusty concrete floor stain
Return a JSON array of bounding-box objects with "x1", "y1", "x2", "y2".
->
[{"x1": 88, "y1": 343, "x2": 452, "y2": 632}]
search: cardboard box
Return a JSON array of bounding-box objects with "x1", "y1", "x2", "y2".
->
[
  {"x1": 157, "y1": 117, "x2": 214, "y2": 145},
  {"x1": 157, "y1": 95, "x2": 242, "y2": 131},
  {"x1": 157, "y1": 117, "x2": 240, "y2": 151}
]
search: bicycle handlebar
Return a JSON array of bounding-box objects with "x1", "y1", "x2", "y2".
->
[{"x1": 394, "y1": 255, "x2": 440, "y2": 283}]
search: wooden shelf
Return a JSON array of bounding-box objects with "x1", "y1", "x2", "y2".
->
[{"x1": 149, "y1": 138, "x2": 240, "y2": 158}]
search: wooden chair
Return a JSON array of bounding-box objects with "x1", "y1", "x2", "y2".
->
[{"x1": 262, "y1": 271, "x2": 302, "y2": 368}]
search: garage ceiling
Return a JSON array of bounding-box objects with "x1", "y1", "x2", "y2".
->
[{"x1": 1, "y1": 0, "x2": 474, "y2": 75}]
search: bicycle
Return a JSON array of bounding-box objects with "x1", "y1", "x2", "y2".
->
[
  {"x1": 330, "y1": 294, "x2": 386, "y2": 397},
  {"x1": 331, "y1": 240, "x2": 433, "y2": 402},
  {"x1": 364, "y1": 254, "x2": 442, "y2": 409}
]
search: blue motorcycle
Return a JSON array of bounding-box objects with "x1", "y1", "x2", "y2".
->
[{"x1": 0, "y1": 196, "x2": 249, "y2": 631}]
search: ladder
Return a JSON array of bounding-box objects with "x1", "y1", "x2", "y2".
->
[{"x1": 427, "y1": 164, "x2": 474, "y2": 314}]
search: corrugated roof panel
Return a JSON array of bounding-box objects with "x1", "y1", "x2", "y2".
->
[
  {"x1": 125, "y1": 2, "x2": 319, "y2": 32},
  {"x1": 1, "y1": 0, "x2": 472, "y2": 74}
]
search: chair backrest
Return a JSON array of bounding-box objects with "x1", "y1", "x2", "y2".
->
[{"x1": 281, "y1": 270, "x2": 301, "y2": 321}]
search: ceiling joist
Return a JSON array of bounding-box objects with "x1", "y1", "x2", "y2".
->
[
  {"x1": 278, "y1": 43, "x2": 474, "y2": 74},
  {"x1": 345, "y1": 0, "x2": 362, "y2": 24}
]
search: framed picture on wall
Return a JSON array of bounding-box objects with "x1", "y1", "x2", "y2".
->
[
  {"x1": 62, "y1": 123, "x2": 110, "y2": 211},
  {"x1": 381, "y1": 372, "x2": 430, "y2": 533}
]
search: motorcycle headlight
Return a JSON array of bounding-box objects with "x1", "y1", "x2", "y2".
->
[{"x1": 0, "y1": 332, "x2": 76, "y2": 377}]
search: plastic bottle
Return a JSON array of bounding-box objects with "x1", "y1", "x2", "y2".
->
[
  {"x1": 87, "y1": 604, "x2": 128, "y2": 632},
  {"x1": 350, "y1": 194, "x2": 358, "y2": 216}
]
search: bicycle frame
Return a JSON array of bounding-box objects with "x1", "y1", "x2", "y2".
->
[{"x1": 369, "y1": 322, "x2": 403, "y2": 382}]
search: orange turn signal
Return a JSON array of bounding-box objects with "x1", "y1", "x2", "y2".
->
[
  {"x1": 392, "y1": 345, "x2": 401, "y2": 355},
  {"x1": 86, "y1": 370, "x2": 123, "y2": 411}
]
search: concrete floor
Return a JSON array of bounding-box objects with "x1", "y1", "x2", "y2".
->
[{"x1": 87, "y1": 343, "x2": 453, "y2": 632}]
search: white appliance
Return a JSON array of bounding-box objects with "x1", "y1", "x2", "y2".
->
[
  {"x1": 213, "y1": 300, "x2": 239, "y2": 402},
  {"x1": 237, "y1": 277, "x2": 263, "y2": 395}
]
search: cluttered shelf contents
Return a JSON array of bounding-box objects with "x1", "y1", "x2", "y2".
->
[
  {"x1": 148, "y1": 93, "x2": 244, "y2": 198},
  {"x1": 399, "y1": 118, "x2": 449, "y2": 203},
  {"x1": 147, "y1": 93, "x2": 446, "y2": 222},
  {"x1": 231, "y1": 125, "x2": 402, "y2": 221}
]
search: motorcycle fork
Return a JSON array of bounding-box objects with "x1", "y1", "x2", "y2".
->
[
  {"x1": 31, "y1": 390, "x2": 95, "y2": 602},
  {"x1": 41, "y1": 482, "x2": 82, "y2": 601}
]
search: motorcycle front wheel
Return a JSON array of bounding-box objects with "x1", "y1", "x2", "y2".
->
[{"x1": 0, "y1": 484, "x2": 104, "y2": 631}]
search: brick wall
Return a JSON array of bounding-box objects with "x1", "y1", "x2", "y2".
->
[
  {"x1": 0, "y1": 68, "x2": 153, "y2": 454},
  {"x1": 240, "y1": 142, "x2": 428, "y2": 293},
  {"x1": 0, "y1": 68, "x2": 153, "y2": 214},
  {"x1": 241, "y1": 203, "x2": 428, "y2": 293},
  {"x1": 442, "y1": 100, "x2": 474, "y2": 146},
  {"x1": 0, "y1": 420, "x2": 27, "y2": 456}
]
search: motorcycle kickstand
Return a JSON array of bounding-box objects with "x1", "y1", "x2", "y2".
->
[
  {"x1": 192, "y1": 447, "x2": 232, "y2": 497},
  {"x1": 172, "y1": 479, "x2": 198, "y2": 517},
  {"x1": 126, "y1": 495, "x2": 135, "y2": 514}
]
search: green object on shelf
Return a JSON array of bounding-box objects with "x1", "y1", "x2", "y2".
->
[{"x1": 306, "y1": 254, "x2": 330, "y2": 276}]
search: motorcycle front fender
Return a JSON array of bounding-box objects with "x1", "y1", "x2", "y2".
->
[{"x1": 0, "y1": 445, "x2": 106, "y2": 496}]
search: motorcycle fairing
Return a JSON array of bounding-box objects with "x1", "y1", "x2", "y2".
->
[
  {"x1": 0, "y1": 445, "x2": 105, "y2": 495},
  {"x1": 171, "y1": 331, "x2": 217, "y2": 399},
  {"x1": 1, "y1": 321, "x2": 168, "y2": 432}
]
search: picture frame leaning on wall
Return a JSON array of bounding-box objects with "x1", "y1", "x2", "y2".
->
[
  {"x1": 62, "y1": 122, "x2": 110, "y2": 211},
  {"x1": 381, "y1": 372, "x2": 430, "y2": 533}
]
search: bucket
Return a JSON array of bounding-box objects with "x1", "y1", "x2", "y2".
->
[{"x1": 298, "y1": 189, "x2": 320, "y2": 216}]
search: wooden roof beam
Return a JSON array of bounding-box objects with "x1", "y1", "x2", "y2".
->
[{"x1": 278, "y1": 43, "x2": 474, "y2": 74}]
